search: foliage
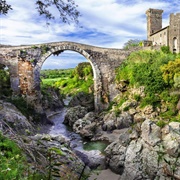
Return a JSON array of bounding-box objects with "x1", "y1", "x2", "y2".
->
[
  {"x1": 161, "y1": 58, "x2": 180, "y2": 87},
  {"x1": 0, "y1": 0, "x2": 12, "y2": 15},
  {"x1": 133, "y1": 94, "x2": 141, "y2": 101},
  {"x1": 0, "y1": 65, "x2": 11, "y2": 98},
  {"x1": 116, "y1": 50, "x2": 175, "y2": 94},
  {"x1": 41, "y1": 62, "x2": 93, "y2": 97},
  {"x1": 0, "y1": 133, "x2": 26, "y2": 180},
  {"x1": 73, "y1": 62, "x2": 93, "y2": 79},
  {"x1": 40, "y1": 44, "x2": 50, "y2": 54},
  {"x1": 156, "y1": 120, "x2": 167, "y2": 128},
  {"x1": 1, "y1": 0, "x2": 80, "y2": 25},
  {"x1": 123, "y1": 39, "x2": 141, "y2": 49},
  {"x1": 8, "y1": 96, "x2": 40, "y2": 122},
  {"x1": 115, "y1": 50, "x2": 180, "y2": 122},
  {"x1": 41, "y1": 68, "x2": 73, "y2": 79},
  {"x1": 161, "y1": 46, "x2": 171, "y2": 54},
  {"x1": 140, "y1": 93, "x2": 160, "y2": 108}
]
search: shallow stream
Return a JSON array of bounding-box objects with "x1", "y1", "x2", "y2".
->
[
  {"x1": 48, "y1": 108, "x2": 108, "y2": 152},
  {"x1": 44, "y1": 108, "x2": 108, "y2": 169}
]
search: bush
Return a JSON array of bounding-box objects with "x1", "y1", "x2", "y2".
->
[
  {"x1": 116, "y1": 50, "x2": 172, "y2": 94},
  {"x1": 0, "y1": 67, "x2": 11, "y2": 98},
  {"x1": 161, "y1": 58, "x2": 180, "y2": 87},
  {"x1": 115, "y1": 50, "x2": 180, "y2": 122},
  {"x1": 161, "y1": 46, "x2": 171, "y2": 54},
  {"x1": 134, "y1": 94, "x2": 141, "y2": 101},
  {"x1": 156, "y1": 120, "x2": 167, "y2": 128},
  {"x1": 140, "y1": 93, "x2": 160, "y2": 108}
]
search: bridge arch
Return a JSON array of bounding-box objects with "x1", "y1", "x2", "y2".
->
[
  {"x1": 0, "y1": 42, "x2": 131, "y2": 112},
  {"x1": 34, "y1": 44, "x2": 102, "y2": 111}
]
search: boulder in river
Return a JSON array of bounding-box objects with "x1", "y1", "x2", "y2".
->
[
  {"x1": 64, "y1": 105, "x2": 88, "y2": 127},
  {"x1": 102, "y1": 111, "x2": 133, "y2": 131},
  {"x1": 73, "y1": 112, "x2": 97, "y2": 138},
  {"x1": 68, "y1": 92, "x2": 94, "y2": 111}
]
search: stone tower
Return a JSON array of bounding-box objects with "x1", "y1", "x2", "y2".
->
[
  {"x1": 146, "y1": 8, "x2": 163, "y2": 39},
  {"x1": 169, "y1": 13, "x2": 180, "y2": 53}
]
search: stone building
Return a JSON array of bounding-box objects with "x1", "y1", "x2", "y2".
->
[{"x1": 146, "y1": 8, "x2": 180, "y2": 53}]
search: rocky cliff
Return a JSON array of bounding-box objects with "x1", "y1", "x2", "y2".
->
[{"x1": 0, "y1": 100, "x2": 87, "y2": 179}]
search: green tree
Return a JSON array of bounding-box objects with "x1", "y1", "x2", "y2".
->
[
  {"x1": 0, "y1": 0, "x2": 80, "y2": 25},
  {"x1": 161, "y1": 58, "x2": 180, "y2": 87},
  {"x1": 123, "y1": 39, "x2": 141, "y2": 50},
  {"x1": 0, "y1": 0, "x2": 12, "y2": 15},
  {"x1": 116, "y1": 50, "x2": 173, "y2": 94}
]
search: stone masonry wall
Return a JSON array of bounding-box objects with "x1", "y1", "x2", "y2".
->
[{"x1": 169, "y1": 13, "x2": 180, "y2": 53}]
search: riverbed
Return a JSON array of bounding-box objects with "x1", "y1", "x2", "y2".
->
[{"x1": 42, "y1": 108, "x2": 108, "y2": 170}]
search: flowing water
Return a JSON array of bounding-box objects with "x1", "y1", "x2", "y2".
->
[
  {"x1": 47, "y1": 108, "x2": 83, "y2": 149},
  {"x1": 47, "y1": 108, "x2": 108, "y2": 152},
  {"x1": 45, "y1": 108, "x2": 108, "y2": 168}
]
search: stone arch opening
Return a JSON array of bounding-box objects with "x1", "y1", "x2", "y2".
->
[
  {"x1": 34, "y1": 45, "x2": 102, "y2": 111},
  {"x1": 173, "y1": 37, "x2": 177, "y2": 53}
]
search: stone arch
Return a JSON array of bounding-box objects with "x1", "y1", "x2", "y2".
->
[
  {"x1": 173, "y1": 37, "x2": 177, "y2": 53},
  {"x1": 33, "y1": 44, "x2": 102, "y2": 111}
]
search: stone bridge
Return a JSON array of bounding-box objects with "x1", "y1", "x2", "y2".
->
[{"x1": 0, "y1": 41, "x2": 130, "y2": 111}]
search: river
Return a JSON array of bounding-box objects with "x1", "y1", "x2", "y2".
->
[{"x1": 43, "y1": 107, "x2": 108, "y2": 170}]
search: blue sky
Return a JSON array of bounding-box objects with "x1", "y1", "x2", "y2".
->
[{"x1": 1, "y1": 0, "x2": 180, "y2": 69}]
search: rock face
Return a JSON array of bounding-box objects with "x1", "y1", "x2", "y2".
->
[
  {"x1": 69, "y1": 92, "x2": 94, "y2": 111},
  {"x1": 28, "y1": 134, "x2": 86, "y2": 179},
  {"x1": 0, "y1": 101, "x2": 87, "y2": 179},
  {"x1": 75, "y1": 149, "x2": 106, "y2": 170},
  {"x1": 0, "y1": 100, "x2": 34, "y2": 135},
  {"x1": 105, "y1": 119, "x2": 180, "y2": 180},
  {"x1": 73, "y1": 112, "x2": 97, "y2": 138},
  {"x1": 102, "y1": 111, "x2": 133, "y2": 131},
  {"x1": 42, "y1": 87, "x2": 64, "y2": 111},
  {"x1": 64, "y1": 105, "x2": 88, "y2": 126}
]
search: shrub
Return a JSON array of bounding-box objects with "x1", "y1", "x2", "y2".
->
[
  {"x1": 0, "y1": 66, "x2": 11, "y2": 98},
  {"x1": 156, "y1": 120, "x2": 167, "y2": 128},
  {"x1": 161, "y1": 46, "x2": 171, "y2": 54},
  {"x1": 161, "y1": 58, "x2": 180, "y2": 87},
  {"x1": 134, "y1": 94, "x2": 141, "y2": 101},
  {"x1": 140, "y1": 93, "x2": 160, "y2": 108},
  {"x1": 116, "y1": 50, "x2": 172, "y2": 94}
]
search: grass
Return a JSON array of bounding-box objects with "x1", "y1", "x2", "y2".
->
[{"x1": 0, "y1": 133, "x2": 26, "y2": 180}]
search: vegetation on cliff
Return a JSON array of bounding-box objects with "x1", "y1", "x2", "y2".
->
[
  {"x1": 0, "y1": 133, "x2": 26, "y2": 180},
  {"x1": 115, "y1": 49, "x2": 180, "y2": 123},
  {"x1": 0, "y1": 64, "x2": 11, "y2": 98}
]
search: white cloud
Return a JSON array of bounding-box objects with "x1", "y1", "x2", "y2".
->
[
  {"x1": 42, "y1": 51, "x2": 87, "y2": 69},
  {"x1": 1, "y1": 0, "x2": 179, "y2": 68}
]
